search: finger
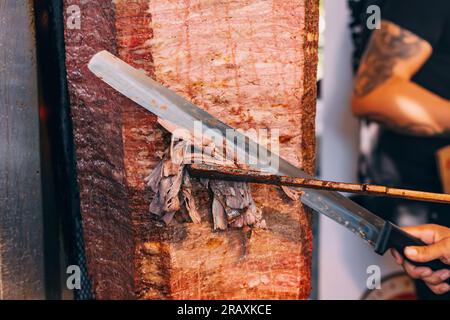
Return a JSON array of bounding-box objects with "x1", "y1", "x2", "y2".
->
[
  {"x1": 427, "y1": 283, "x2": 450, "y2": 295},
  {"x1": 402, "y1": 224, "x2": 449, "y2": 243},
  {"x1": 405, "y1": 238, "x2": 450, "y2": 263},
  {"x1": 403, "y1": 260, "x2": 432, "y2": 279},
  {"x1": 390, "y1": 249, "x2": 404, "y2": 265},
  {"x1": 421, "y1": 269, "x2": 450, "y2": 286}
]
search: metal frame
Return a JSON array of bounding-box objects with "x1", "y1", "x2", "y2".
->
[{"x1": 0, "y1": 0, "x2": 45, "y2": 299}]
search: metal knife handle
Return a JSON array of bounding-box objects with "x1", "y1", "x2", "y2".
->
[{"x1": 375, "y1": 222, "x2": 450, "y2": 278}]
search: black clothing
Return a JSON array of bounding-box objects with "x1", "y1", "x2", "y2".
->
[
  {"x1": 358, "y1": 0, "x2": 450, "y2": 221},
  {"x1": 383, "y1": 0, "x2": 450, "y2": 100},
  {"x1": 354, "y1": 0, "x2": 450, "y2": 300}
]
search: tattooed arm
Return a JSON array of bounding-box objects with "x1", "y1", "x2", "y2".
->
[{"x1": 352, "y1": 20, "x2": 450, "y2": 137}]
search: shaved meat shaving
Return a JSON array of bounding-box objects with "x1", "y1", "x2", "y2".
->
[{"x1": 145, "y1": 138, "x2": 266, "y2": 230}]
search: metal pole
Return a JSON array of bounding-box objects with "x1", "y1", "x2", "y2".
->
[{"x1": 0, "y1": 0, "x2": 45, "y2": 300}]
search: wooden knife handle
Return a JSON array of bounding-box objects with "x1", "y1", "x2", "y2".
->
[{"x1": 188, "y1": 164, "x2": 450, "y2": 205}]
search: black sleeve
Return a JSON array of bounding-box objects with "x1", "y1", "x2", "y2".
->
[{"x1": 382, "y1": 0, "x2": 450, "y2": 47}]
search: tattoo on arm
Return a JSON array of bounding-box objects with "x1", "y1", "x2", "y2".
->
[{"x1": 354, "y1": 21, "x2": 425, "y2": 97}]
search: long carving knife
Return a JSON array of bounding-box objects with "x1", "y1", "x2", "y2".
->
[{"x1": 88, "y1": 50, "x2": 449, "y2": 273}]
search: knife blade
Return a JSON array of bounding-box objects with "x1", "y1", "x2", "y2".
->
[{"x1": 88, "y1": 50, "x2": 449, "y2": 273}]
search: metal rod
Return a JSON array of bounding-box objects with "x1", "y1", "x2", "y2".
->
[{"x1": 188, "y1": 164, "x2": 450, "y2": 204}]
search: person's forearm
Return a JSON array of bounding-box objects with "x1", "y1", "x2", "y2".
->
[{"x1": 352, "y1": 77, "x2": 450, "y2": 137}]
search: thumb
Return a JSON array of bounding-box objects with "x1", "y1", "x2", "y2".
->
[{"x1": 405, "y1": 238, "x2": 449, "y2": 263}]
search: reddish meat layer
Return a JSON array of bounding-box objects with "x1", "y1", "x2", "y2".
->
[
  {"x1": 145, "y1": 0, "x2": 317, "y2": 299},
  {"x1": 63, "y1": 0, "x2": 135, "y2": 299},
  {"x1": 64, "y1": 0, "x2": 318, "y2": 299}
]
